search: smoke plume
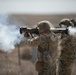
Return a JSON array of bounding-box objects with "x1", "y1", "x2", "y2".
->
[
  {"x1": 68, "y1": 26, "x2": 76, "y2": 37},
  {"x1": 0, "y1": 23, "x2": 24, "y2": 52}
]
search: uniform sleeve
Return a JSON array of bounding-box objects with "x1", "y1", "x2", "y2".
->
[{"x1": 27, "y1": 36, "x2": 40, "y2": 47}]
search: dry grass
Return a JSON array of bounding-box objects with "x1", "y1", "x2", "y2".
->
[
  {"x1": 0, "y1": 43, "x2": 37, "y2": 75},
  {"x1": 20, "y1": 46, "x2": 32, "y2": 60},
  {"x1": 0, "y1": 59, "x2": 37, "y2": 75}
]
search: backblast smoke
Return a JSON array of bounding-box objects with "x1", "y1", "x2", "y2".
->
[
  {"x1": 68, "y1": 26, "x2": 76, "y2": 37},
  {"x1": 51, "y1": 26, "x2": 76, "y2": 37},
  {"x1": 0, "y1": 23, "x2": 24, "y2": 52}
]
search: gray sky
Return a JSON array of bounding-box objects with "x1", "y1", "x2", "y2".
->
[{"x1": 0, "y1": 0, "x2": 76, "y2": 14}]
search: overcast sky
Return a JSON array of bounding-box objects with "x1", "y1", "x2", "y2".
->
[{"x1": 0, "y1": 0, "x2": 76, "y2": 14}]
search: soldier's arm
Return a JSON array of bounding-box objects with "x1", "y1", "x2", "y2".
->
[{"x1": 27, "y1": 36, "x2": 40, "y2": 47}]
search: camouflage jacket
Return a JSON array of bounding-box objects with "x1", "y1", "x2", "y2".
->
[
  {"x1": 27, "y1": 32, "x2": 58, "y2": 75},
  {"x1": 58, "y1": 33, "x2": 76, "y2": 62},
  {"x1": 28, "y1": 32, "x2": 58, "y2": 63}
]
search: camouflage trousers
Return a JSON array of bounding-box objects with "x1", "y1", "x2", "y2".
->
[
  {"x1": 38, "y1": 61, "x2": 56, "y2": 75},
  {"x1": 58, "y1": 60, "x2": 74, "y2": 75}
]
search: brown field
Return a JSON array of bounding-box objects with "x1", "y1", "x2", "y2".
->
[{"x1": 0, "y1": 14, "x2": 76, "y2": 75}]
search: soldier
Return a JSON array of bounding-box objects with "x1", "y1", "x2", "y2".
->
[
  {"x1": 58, "y1": 18, "x2": 75, "y2": 75},
  {"x1": 70, "y1": 18, "x2": 76, "y2": 59},
  {"x1": 27, "y1": 21, "x2": 58, "y2": 75},
  {"x1": 59, "y1": 18, "x2": 74, "y2": 27},
  {"x1": 70, "y1": 18, "x2": 76, "y2": 27}
]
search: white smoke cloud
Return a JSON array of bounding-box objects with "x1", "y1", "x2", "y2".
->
[
  {"x1": 0, "y1": 23, "x2": 24, "y2": 52},
  {"x1": 68, "y1": 26, "x2": 76, "y2": 37}
]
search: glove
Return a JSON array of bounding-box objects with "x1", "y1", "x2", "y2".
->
[
  {"x1": 24, "y1": 32, "x2": 30, "y2": 37},
  {"x1": 35, "y1": 60, "x2": 44, "y2": 72}
]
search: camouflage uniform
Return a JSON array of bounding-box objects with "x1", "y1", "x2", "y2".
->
[
  {"x1": 70, "y1": 18, "x2": 76, "y2": 27},
  {"x1": 58, "y1": 34, "x2": 76, "y2": 75},
  {"x1": 58, "y1": 19, "x2": 75, "y2": 75},
  {"x1": 28, "y1": 21, "x2": 58, "y2": 75},
  {"x1": 70, "y1": 18, "x2": 76, "y2": 58}
]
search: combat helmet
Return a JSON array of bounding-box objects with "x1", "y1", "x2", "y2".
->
[
  {"x1": 37, "y1": 20, "x2": 51, "y2": 32},
  {"x1": 59, "y1": 18, "x2": 74, "y2": 27},
  {"x1": 70, "y1": 18, "x2": 76, "y2": 27}
]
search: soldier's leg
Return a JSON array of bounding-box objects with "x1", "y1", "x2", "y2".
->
[
  {"x1": 38, "y1": 70, "x2": 49, "y2": 75},
  {"x1": 42, "y1": 62, "x2": 56, "y2": 75},
  {"x1": 38, "y1": 62, "x2": 50, "y2": 75},
  {"x1": 49, "y1": 63, "x2": 56, "y2": 75},
  {"x1": 58, "y1": 60, "x2": 72, "y2": 75}
]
